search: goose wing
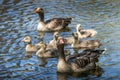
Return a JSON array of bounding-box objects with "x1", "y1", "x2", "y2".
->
[
  {"x1": 45, "y1": 49, "x2": 58, "y2": 55},
  {"x1": 45, "y1": 18, "x2": 72, "y2": 30},
  {"x1": 82, "y1": 49, "x2": 106, "y2": 62},
  {"x1": 66, "y1": 49, "x2": 105, "y2": 68},
  {"x1": 67, "y1": 54, "x2": 91, "y2": 68}
]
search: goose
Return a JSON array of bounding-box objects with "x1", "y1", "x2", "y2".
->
[
  {"x1": 48, "y1": 32, "x2": 74, "y2": 48},
  {"x1": 71, "y1": 32, "x2": 101, "y2": 50},
  {"x1": 57, "y1": 37, "x2": 105, "y2": 73},
  {"x1": 36, "y1": 41, "x2": 58, "y2": 58},
  {"x1": 22, "y1": 36, "x2": 41, "y2": 52},
  {"x1": 64, "y1": 36, "x2": 74, "y2": 45},
  {"x1": 35, "y1": 7, "x2": 72, "y2": 32},
  {"x1": 76, "y1": 24, "x2": 97, "y2": 38},
  {"x1": 36, "y1": 41, "x2": 70, "y2": 58},
  {"x1": 48, "y1": 32, "x2": 59, "y2": 49}
]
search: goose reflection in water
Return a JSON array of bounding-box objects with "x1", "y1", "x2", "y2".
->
[{"x1": 57, "y1": 66, "x2": 103, "y2": 80}]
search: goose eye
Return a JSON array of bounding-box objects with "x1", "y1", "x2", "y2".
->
[
  {"x1": 40, "y1": 8, "x2": 43, "y2": 11},
  {"x1": 26, "y1": 38, "x2": 29, "y2": 40},
  {"x1": 35, "y1": 8, "x2": 37, "y2": 10},
  {"x1": 39, "y1": 8, "x2": 43, "y2": 11}
]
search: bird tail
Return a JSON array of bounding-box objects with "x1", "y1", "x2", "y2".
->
[
  {"x1": 65, "y1": 18, "x2": 72, "y2": 23},
  {"x1": 101, "y1": 48, "x2": 107, "y2": 54}
]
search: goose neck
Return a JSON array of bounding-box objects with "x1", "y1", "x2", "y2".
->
[
  {"x1": 36, "y1": 47, "x2": 45, "y2": 56},
  {"x1": 73, "y1": 36, "x2": 79, "y2": 41},
  {"x1": 55, "y1": 36, "x2": 58, "y2": 41},
  {"x1": 38, "y1": 12, "x2": 44, "y2": 22},
  {"x1": 27, "y1": 41, "x2": 32, "y2": 45},
  {"x1": 58, "y1": 44, "x2": 66, "y2": 61},
  {"x1": 73, "y1": 37, "x2": 79, "y2": 44},
  {"x1": 77, "y1": 31, "x2": 82, "y2": 37}
]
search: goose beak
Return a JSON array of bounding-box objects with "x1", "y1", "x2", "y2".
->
[
  {"x1": 34, "y1": 8, "x2": 39, "y2": 13},
  {"x1": 58, "y1": 37, "x2": 64, "y2": 44},
  {"x1": 102, "y1": 48, "x2": 107, "y2": 54},
  {"x1": 59, "y1": 39, "x2": 64, "y2": 44},
  {"x1": 34, "y1": 9, "x2": 38, "y2": 13},
  {"x1": 21, "y1": 39, "x2": 24, "y2": 42},
  {"x1": 22, "y1": 38, "x2": 26, "y2": 42}
]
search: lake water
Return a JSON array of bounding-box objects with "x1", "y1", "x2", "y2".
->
[{"x1": 0, "y1": 0, "x2": 120, "y2": 80}]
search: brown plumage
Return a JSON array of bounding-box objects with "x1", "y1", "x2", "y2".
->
[
  {"x1": 35, "y1": 7, "x2": 72, "y2": 31},
  {"x1": 22, "y1": 36, "x2": 41, "y2": 52},
  {"x1": 36, "y1": 42, "x2": 58, "y2": 58},
  {"x1": 57, "y1": 37, "x2": 105, "y2": 73},
  {"x1": 36, "y1": 41, "x2": 70, "y2": 58},
  {"x1": 66, "y1": 49, "x2": 106, "y2": 63},
  {"x1": 76, "y1": 24, "x2": 97, "y2": 38},
  {"x1": 63, "y1": 37, "x2": 74, "y2": 45},
  {"x1": 48, "y1": 32, "x2": 59, "y2": 49},
  {"x1": 71, "y1": 32, "x2": 101, "y2": 50},
  {"x1": 48, "y1": 32, "x2": 74, "y2": 49}
]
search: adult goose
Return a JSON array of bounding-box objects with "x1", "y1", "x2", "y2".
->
[
  {"x1": 36, "y1": 41, "x2": 70, "y2": 58},
  {"x1": 76, "y1": 24, "x2": 97, "y2": 38},
  {"x1": 57, "y1": 37, "x2": 105, "y2": 73},
  {"x1": 71, "y1": 32, "x2": 101, "y2": 50},
  {"x1": 35, "y1": 7, "x2": 72, "y2": 32},
  {"x1": 22, "y1": 36, "x2": 41, "y2": 52}
]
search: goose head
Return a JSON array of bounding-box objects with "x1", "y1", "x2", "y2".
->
[
  {"x1": 35, "y1": 7, "x2": 44, "y2": 14},
  {"x1": 72, "y1": 32, "x2": 79, "y2": 40},
  {"x1": 76, "y1": 24, "x2": 82, "y2": 32},
  {"x1": 57, "y1": 37, "x2": 65, "y2": 47},
  {"x1": 35, "y1": 7, "x2": 45, "y2": 21},
  {"x1": 22, "y1": 36, "x2": 31, "y2": 43}
]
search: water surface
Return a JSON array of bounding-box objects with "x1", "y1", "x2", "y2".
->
[{"x1": 0, "y1": 0, "x2": 120, "y2": 80}]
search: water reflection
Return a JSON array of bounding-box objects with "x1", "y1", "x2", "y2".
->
[
  {"x1": 25, "y1": 52, "x2": 33, "y2": 58},
  {"x1": 38, "y1": 31, "x2": 45, "y2": 39},
  {"x1": 0, "y1": 0, "x2": 120, "y2": 79},
  {"x1": 25, "y1": 52, "x2": 48, "y2": 67},
  {"x1": 57, "y1": 66, "x2": 103, "y2": 80},
  {"x1": 38, "y1": 57, "x2": 48, "y2": 67}
]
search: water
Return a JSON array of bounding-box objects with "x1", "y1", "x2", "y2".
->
[{"x1": 0, "y1": 0, "x2": 120, "y2": 79}]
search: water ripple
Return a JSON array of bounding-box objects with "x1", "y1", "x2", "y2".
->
[{"x1": 0, "y1": 0, "x2": 120, "y2": 79}]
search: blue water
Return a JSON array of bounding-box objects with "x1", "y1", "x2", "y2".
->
[{"x1": 0, "y1": 0, "x2": 120, "y2": 80}]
